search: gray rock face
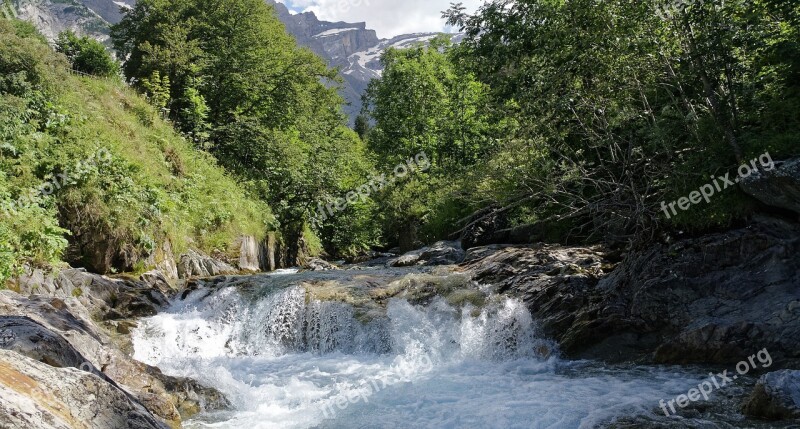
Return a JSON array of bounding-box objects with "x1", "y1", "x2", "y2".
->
[
  {"x1": 14, "y1": 0, "x2": 113, "y2": 41},
  {"x1": 461, "y1": 244, "x2": 610, "y2": 343},
  {"x1": 145, "y1": 240, "x2": 179, "y2": 280},
  {"x1": 140, "y1": 270, "x2": 174, "y2": 296},
  {"x1": 462, "y1": 216, "x2": 800, "y2": 366},
  {"x1": 233, "y1": 236, "x2": 261, "y2": 272},
  {"x1": 741, "y1": 157, "x2": 800, "y2": 215},
  {"x1": 11, "y1": 267, "x2": 170, "y2": 320},
  {"x1": 590, "y1": 216, "x2": 800, "y2": 365},
  {"x1": 265, "y1": 0, "x2": 456, "y2": 122},
  {"x1": 0, "y1": 349, "x2": 168, "y2": 429},
  {"x1": 178, "y1": 249, "x2": 238, "y2": 279},
  {"x1": 389, "y1": 241, "x2": 466, "y2": 267},
  {"x1": 0, "y1": 289, "x2": 228, "y2": 427},
  {"x1": 0, "y1": 316, "x2": 92, "y2": 370},
  {"x1": 743, "y1": 370, "x2": 800, "y2": 420}
]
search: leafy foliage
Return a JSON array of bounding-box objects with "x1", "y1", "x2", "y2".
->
[
  {"x1": 55, "y1": 31, "x2": 120, "y2": 77},
  {"x1": 361, "y1": 38, "x2": 501, "y2": 247},
  {"x1": 0, "y1": 18, "x2": 273, "y2": 279},
  {"x1": 112, "y1": 0, "x2": 380, "y2": 258},
  {"x1": 362, "y1": 0, "x2": 800, "y2": 247}
]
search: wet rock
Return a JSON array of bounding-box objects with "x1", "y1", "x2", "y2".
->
[
  {"x1": 302, "y1": 257, "x2": 340, "y2": 271},
  {"x1": 743, "y1": 370, "x2": 800, "y2": 420},
  {"x1": 0, "y1": 291, "x2": 228, "y2": 426},
  {"x1": 177, "y1": 249, "x2": 238, "y2": 279},
  {"x1": 584, "y1": 216, "x2": 800, "y2": 365},
  {"x1": 0, "y1": 349, "x2": 168, "y2": 429},
  {"x1": 460, "y1": 244, "x2": 610, "y2": 346},
  {"x1": 144, "y1": 366, "x2": 231, "y2": 417},
  {"x1": 471, "y1": 216, "x2": 800, "y2": 365},
  {"x1": 12, "y1": 267, "x2": 170, "y2": 321},
  {"x1": 741, "y1": 157, "x2": 800, "y2": 215},
  {"x1": 140, "y1": 270, "x2": 175, "y2": 296},
  {"x1": 389, "y1": 241, "x2": 465, "y2": 267},
  {"x1": 0, "y1": 316, "x2": 90, "y2": 370}
]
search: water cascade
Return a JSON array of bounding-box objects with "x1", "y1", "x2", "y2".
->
[{"x1": 132, "y1": 270, "x2": 703, "y2": 429}]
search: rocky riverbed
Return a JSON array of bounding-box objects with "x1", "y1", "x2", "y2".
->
[{"x1": 0, "y1": 216, "x2": 799, "y2": 428}]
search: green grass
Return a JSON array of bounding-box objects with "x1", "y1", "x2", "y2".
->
[
  {"x1": 58, "y1": 76, "x2": 275, "y2": 254},
  {"x1": 0, "y1": 18, "x2": 275, "y2": 280}
]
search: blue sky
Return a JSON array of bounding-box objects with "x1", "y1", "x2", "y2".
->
[{"x1": 276, "y1": 0, "x2": 483, "y2": 38}]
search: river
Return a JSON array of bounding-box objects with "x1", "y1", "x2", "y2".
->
[{"x1": 131, "y1": 267, "x2": 713, "y2": 428}]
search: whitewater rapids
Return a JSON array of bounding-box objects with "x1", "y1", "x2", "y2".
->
[{"x1": 132, "y1": 269, "x2": 704, "y2": 429}]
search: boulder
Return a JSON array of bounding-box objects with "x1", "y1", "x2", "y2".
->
[
  {"x1": 144, "y1": 366, "x2": 231, "y2": 417},
  {"x1": 389, "y1": 241, "x2": 466, "y2": 267},
  {"x1": 233, "y1": 236, "x2": 261, "y2": 272},
  {"x1": 140, "y1": 270, "x2": 175, "y2": 296},
  {"x1": 743, "y1": 370, "x2": 800, "y2": 420},
  {"x1": 177, "y1": 249, "x2": 238, "y2": 279},
  {"x1": 461, "y1": 244, "x2": 611, "y2": 344},
  {"x1": 741, "y1": 157, "x2": 800, "y2": 215},
  {"x1": 0, "y1": 349, "x2": 168, "y2": 429},
  {"x1": 0, "y1": 316, "x2": 91, "y2": 370},
  {"x1": 470, "y1": 216, "x2": 800, "y2": 365},
  {"x1": 302, "y1": 257, "x2": 340, "y2": 271},
  {"x1": 12, "y1": 267, "x2": 170, "y2": 321},
  {"x1": 0, "y1": 291, "x2": 228, "y2": 426},
  {"x1": 148, "y1": 240, "x2": 179, "y2": 281}
]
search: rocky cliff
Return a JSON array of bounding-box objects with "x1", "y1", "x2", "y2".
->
[{"x1": 265, "y1": 0, "x2": 460, "y2": 121}]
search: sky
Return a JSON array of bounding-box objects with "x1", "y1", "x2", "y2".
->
[{"x1": 276, "y1": 0, "x2": 484, "y2": 38}]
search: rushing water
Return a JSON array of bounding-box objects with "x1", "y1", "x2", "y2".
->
[{"x1": 132, "y1": 269, "x2": 708, "y2": 429}]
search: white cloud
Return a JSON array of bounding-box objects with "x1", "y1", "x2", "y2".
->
[{"x1": 278, "y1": 0, "x2": 484, "y2": 38}]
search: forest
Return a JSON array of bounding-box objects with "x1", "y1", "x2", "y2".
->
[{"x1": 1, "y1": 0, "x2": 799, "y2": 280}]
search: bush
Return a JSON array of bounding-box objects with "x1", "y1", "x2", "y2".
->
[{"x1": 55, "y1": 31, "x2": 120, "y2": 78}]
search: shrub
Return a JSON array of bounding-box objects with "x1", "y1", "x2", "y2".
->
[{"x1": 55, "y1": 30, "x2": 120, "y2": 78}]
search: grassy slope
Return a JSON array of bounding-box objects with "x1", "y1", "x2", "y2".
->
[{"x1": 0, "y1": 18, "x2": 274, "y2": 280}]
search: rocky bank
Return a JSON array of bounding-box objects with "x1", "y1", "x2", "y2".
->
[
  {"x1": 460, "y1": 215, "x2": 800, "y2": 367},
  {"x1": 0, "y1": 261, "x2": 234, "y2": 428}
]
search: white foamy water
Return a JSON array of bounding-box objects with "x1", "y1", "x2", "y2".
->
[{"x1": 132, "y1": 272, "x2": 705, "y2": 429}]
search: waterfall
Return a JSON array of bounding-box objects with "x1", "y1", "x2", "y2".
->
[
  {"x1": 131, "y1": 271, "x2": 704, "y2": 429},
  {"x1": 133, "y1": 283, "x2": 552, "y2": 365}
]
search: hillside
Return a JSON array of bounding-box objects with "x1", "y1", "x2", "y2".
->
[{"x1": 0, "y1": 18, "x2": 274, "y2": 283}]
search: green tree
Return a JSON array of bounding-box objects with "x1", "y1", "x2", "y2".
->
[
  {"x1": 112, "y1": 0, "x2": 380, "y2": 259},
  {"x1": 55, "y1": 31, "x2": 120, "y2": 77},
  {"x1": 140, "y1": 70, "x2": 171, "y2": 112},
  {"x1": 442, "y1": 0, "x2": 800, "y2": 241},
  {"x1": 361, "y1": 37, "x2": 498, "y2": 246},
  {"x1": 363, "y1": 36, "x2": 496, "y2": 170}
]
